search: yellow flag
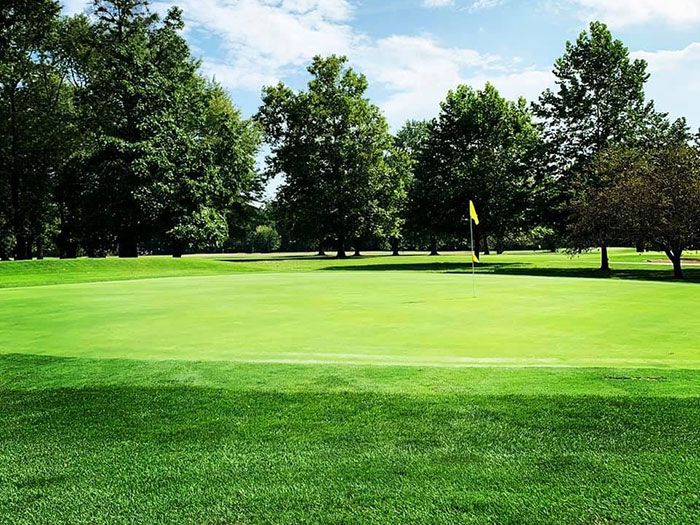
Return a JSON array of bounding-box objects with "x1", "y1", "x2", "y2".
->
[
  {"x1": 472, "y1": 254, "x2": 480, "y2": 264},
  {"x1": 469, "y1": 200, "x2": 479, "y2": 225}
]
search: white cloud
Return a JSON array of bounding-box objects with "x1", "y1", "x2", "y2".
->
[
  {"x1": 632, "y1": 43, "x2": 700, "y2": 127},
  {"x1": 354, "y1": 35, "x2": 551, "y2": 126},
  {"x1": 61, "y1": 0, "x2": 90, "y2": 15},
  {"x1": 568, "y1": 0, "x2": 700, "y2": 27},
  {"x1": 471, "y1": 0, "x2": 506, "y2": 10},
  {"x1": 61, "y1": 0, "x2": 554, "y2": 127},
  {"x1": 633, "y1": 42, "x2": 700, "y2": 74},
  {"x1": 157, "y1": 0, "x2": 359, "y2": 90},
  {"x1": 422, "y1": 0, "x2": 455, "y2": 7}
]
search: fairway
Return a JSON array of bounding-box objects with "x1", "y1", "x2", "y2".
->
[{"x1": 2, "y1": 252, "x2": 700, "y2": 524}]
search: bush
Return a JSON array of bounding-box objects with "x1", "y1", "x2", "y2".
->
[
  {"x1": 250, "y1": 225, "x2": 281, "y2": 253},
  {"x1": 531, "y1": 226, "x2": 559, "y2": 252}
]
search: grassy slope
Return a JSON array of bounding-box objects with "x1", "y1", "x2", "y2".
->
[
  {"x1": 1, "y1": 248, "x2": 699, "y2": 289},
  {"x1": 1, "y1": 251, "x2": 700, "y2": 523}
]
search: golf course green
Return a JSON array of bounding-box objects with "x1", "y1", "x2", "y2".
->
[{"x1": 1, "y1": 250, "x2": 699, "y2": 523}]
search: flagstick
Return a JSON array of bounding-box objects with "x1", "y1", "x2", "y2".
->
[{"x1": 469, "y1": 217, "x2": 476, "y2": 298}]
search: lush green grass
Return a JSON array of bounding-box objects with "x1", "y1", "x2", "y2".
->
[
  {"x1": 2, "y1": 355, "x2": 700, "y2": 524},
  {"x1": 1, "y1": 248, "x2": 699, "y2": 288},
  {"x1": 1, "y1": 251, "x2": 699, "y2": 523},
  {"x1": 1, "y1": 269, "x2": 699, "y2": 367}
]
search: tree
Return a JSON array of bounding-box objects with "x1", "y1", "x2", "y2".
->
[
  {"x1": 259, "y1": 55, "x2": 399, "y2": 258},
  {"x1": 393, "y1": 120, "x2": 429, "y2": 255},
  {"x1": 395, "y1": 119, "x2": 430, "y2": 159},
  {"x1": 534, "y1": 21, "x2": 652, "y2": 270},
  {"x1": 250, "y1": 225, "x2": 281, "y2": 253},
  {"x1": 0, "y1": 0, "x2": 71, "y2": 259},
  {"x1": 375, "y1": 146, "x2": 411, "y2": 256},
  {"x1": 609, "y1": 146, "x2": 700, "y2": 279},
  {"x1": 73, "y1": 0, "x2": 200, "y2": 257},
  {"x1": 566, "y1": 147, "x2": 638, "y2": 263},
  {"x1": 410, "y1": 83, "x2": 541, "y2": 258},
  {"x1": 161, "y1": 83, "x2": 262, "y2": 257},
  {"x1": 63, "y1": 0, "x2": 261, "y2": 258}
]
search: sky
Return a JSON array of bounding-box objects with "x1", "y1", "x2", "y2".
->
[{"x1": 61, "y1": 0, "x2": 700, "y2": 131}]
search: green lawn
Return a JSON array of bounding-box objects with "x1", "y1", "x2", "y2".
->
[{"x1": 1, "y1": 250, "x2": 699, "y2": 523}]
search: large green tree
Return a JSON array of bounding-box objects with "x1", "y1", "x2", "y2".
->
[
  {"x1": 259, "y1": 55, "x2": 402, "y2": 258},
  {"x1": 0, "y1": 0, "x2": 73, "y2": 259},
  {"x1": 410, "y1": 83, "x2": 541, "y2": 257},
  {"x1": 611, "y1": 146, "x2": 700, "y2": 279},
  {"x1": 65, "y1": 0, "x2": 260, "y2": 257},
  {"x1": 534, "y1": 21, "x2": 652, "y2": 270},
  {"x1": 73, "y1": 0, "x2": 200, "y2": 257},
  {"x1": 162, "y1": 83, "x2": 262, "y2": 257}
]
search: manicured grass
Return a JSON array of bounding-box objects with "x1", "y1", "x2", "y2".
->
[
  {"x1": 1, "y1": 251, "x2": 699, "y2": 523},
  {"x1": 2, "y1": 355, "x2": 700, "y2": 524},
  {"x1": 1, "y1": 268, "x2": 699, "y2": 367},
  {"x1": 1, "y1": 248, "x2": 699, "y2": 288}
]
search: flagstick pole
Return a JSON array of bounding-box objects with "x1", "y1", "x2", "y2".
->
[{"x1": 469, "y1": 217, "x2": 476, "y2": 298}]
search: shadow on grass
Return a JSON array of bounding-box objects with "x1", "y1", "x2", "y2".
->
[
  {"x1": 320, "y1": 260, "x2": 700, "y2": 283},
  {"x1": 219, "y1": 254, "x2": 391, "y2": 264},
  {"x1": 2, "y1": 365, "x2": 700, "y2": 524}
]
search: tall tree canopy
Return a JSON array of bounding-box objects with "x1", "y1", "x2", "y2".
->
[
  {"x1": 258, "y1": 55, "x2": 405, "y2": 257},
  {"x1": 0, "y1": 0, "x2": 71, "y2": 259},
  {"x1": 589, "y1": 144, "x2": 700, "y2": 279},
  {"x1": 534, "y1": 21, "x2": 652, "y2": 270},
  {"x1": 410, "y1": 83, "x2": 541, "y2": 257},
  {"x1": 61, "y1": 0, "x2": 261, "y2": 257}
]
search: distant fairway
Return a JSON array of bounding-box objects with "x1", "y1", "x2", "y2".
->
[{"x1": 1, "y1": 250, "x2": 699, "y2": 524}]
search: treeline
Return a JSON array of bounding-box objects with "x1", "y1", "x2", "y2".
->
[
  {"x1": 1, "y1": 0, "x2": 262, "y2": 260},
  {"x1": 2, "y1": 2, "x2": 700, "y2": 277},
  {"x1": 261, "y1": 23, "x2": 700, "y2": 278}
]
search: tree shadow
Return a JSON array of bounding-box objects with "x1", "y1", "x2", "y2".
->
[
  {"x1": 219, "y1": 254, "x2": 393, "y2": 264},
  {"x1": 321, "y1": 260, "x2": 700, "y2": 284},
  {"x1": 219, "y1": 254, "x2": 329, "y2": 263}
]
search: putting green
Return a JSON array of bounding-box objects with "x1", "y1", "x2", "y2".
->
[{"x1": 1, "y1": 270, "x2": 697, "y2": 367}]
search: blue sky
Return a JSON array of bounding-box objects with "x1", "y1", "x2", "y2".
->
[{"x1": 62, "y1": 0, "x2": 700, "y2": 131}]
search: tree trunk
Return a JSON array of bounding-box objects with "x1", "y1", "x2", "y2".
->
[
  {"x1": 353, "y1": 239, "x2": 361, "y2": 257},
  {"x1": 483, "y1": 237, "x2": 490, "y2": 256},
  {"x1": 666, "y1": 249, "x2": 683, "y2": 279},
  {"x1": 172, "y1": 242, "x2": 183, "y2": 258},
  {"x1": 600, "y1": 242, "x2": 609, "y2": 271},
  {"x1": 495, "y1": 238, "x2": 505, "y2": 255},
  {"x1": 317, "y1": 241, "x2": 325, "y2": 256},
  {"x1": 429, "y1": 236, "x2": 438, "y2": 256},
  {"x1": 59, "y1": 241, "x2": 78, "y2": 259},
  {"x1": 14, "y1": 236, "x2": 30, "y2": 260},
  {"x1": 336, "y1": 234, "x2": 346, "y2": 258},
  {"x1": 118, "y1": 232, "x2": 138, "y2": 258},
  {"x1": 635, "y1": 240, "x2": 645, "y2": 253},
  {"x1": 35, "y1": 238, "x2": 44, "y2": 260},
  {"x1": 390, "y1": 237, "x2": 400, "y2": 256}
]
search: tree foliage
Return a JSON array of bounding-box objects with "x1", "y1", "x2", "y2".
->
[
  {"x1": 606, "y1": 146, "x2": 700, "y2": 278},
  {"x1": 0, "y1": 0, "x2": 262, "y2": 259},
  {"x1": 258, "y1": 55, "x2": 405, "y2": 257},
  {"x1": 410, "y1": 83, "x2": 541, "y2": 257},
  {"x1": 535, "y1": 21, "x2": 653, "y2": 269}
]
